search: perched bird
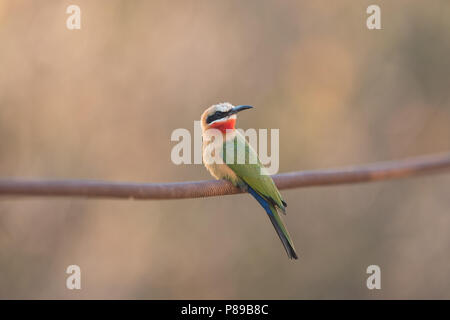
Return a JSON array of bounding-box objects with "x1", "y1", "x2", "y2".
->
[{"x1": 201, "y1": 103, "x2": 298, "y2": 259}]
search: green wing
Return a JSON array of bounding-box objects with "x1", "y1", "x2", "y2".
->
[
  {"x1": 222, "y1": 133, "x2": 297, "y2": 259},
  {"x1": 222, "y1": 133, "x2": 286, "y2": 211}
]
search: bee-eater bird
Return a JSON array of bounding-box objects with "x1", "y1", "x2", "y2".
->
[{"x1": 201, "y1": 103, "x2": 298, "y2": 259}]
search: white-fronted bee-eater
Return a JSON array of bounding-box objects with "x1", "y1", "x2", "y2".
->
[{"x1": 201, "y1": 103, "x2": 298, "y2": 259}]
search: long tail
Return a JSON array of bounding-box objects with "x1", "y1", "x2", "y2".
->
[{"x1": 247, "y1": 185, "x2": 298, "y2": 259}]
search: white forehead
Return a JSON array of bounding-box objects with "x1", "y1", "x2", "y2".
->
[{"x1": 213, "y1": 102, "x2": 234, "y2": 112}]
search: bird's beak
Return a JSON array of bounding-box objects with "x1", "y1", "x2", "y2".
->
[{"x1": 227, "y1": 105, "x2": 253, "y2": 116}]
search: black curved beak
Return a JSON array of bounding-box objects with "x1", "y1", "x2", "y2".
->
[{"x1": 228, "y1": 105, "x2": 253, "y2": 116}]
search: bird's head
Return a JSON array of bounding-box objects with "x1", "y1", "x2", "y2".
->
[{"x1": 200, "y1": 103, "x2": 253, "y2": 133}]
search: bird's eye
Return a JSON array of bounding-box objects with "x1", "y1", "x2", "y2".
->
[{"x1": 206, "y1": 111, "x2": 226, "y2": 124}]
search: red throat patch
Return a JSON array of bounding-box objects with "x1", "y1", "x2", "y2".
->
[{"x1": 209, "y1": 118, "x2": 236, "y2": 134}]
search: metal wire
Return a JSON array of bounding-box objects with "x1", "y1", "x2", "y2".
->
[{"x1": 0, "y1": 152, "x2": 449, "y2": 200}]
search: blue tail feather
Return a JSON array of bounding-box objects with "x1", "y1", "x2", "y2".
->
[
  {"x1": 246, "y1": 185, "x2": 298, "y2": 259},
  {"x1": 247, "y1": 185, "x2": 273, "y2": 216}
]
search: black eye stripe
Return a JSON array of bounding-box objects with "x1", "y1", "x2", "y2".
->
[{"x1": 206, "y1": 111, "x2": 227, "y2": 124}]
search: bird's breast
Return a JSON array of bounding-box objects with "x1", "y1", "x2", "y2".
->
[{"x1": 202, "y1": 132, "x2": 239, "y2": 184}]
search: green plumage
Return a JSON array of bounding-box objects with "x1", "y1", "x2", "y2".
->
[{"x1": 221, "y1": 132, "x2": 298, "y2": 259}]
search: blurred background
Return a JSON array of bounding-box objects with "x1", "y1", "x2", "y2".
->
[{"x1": 0, "y1": 0, "x2": 450, "y2": 299}]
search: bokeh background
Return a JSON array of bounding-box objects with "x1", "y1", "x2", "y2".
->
[{"x1": 1, "y1": 0, "x2": 450, "y2": 299}]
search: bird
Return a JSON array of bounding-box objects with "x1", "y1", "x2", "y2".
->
[{"x1": 200, "y1": 102, "x2": 298, "y2": 259}]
